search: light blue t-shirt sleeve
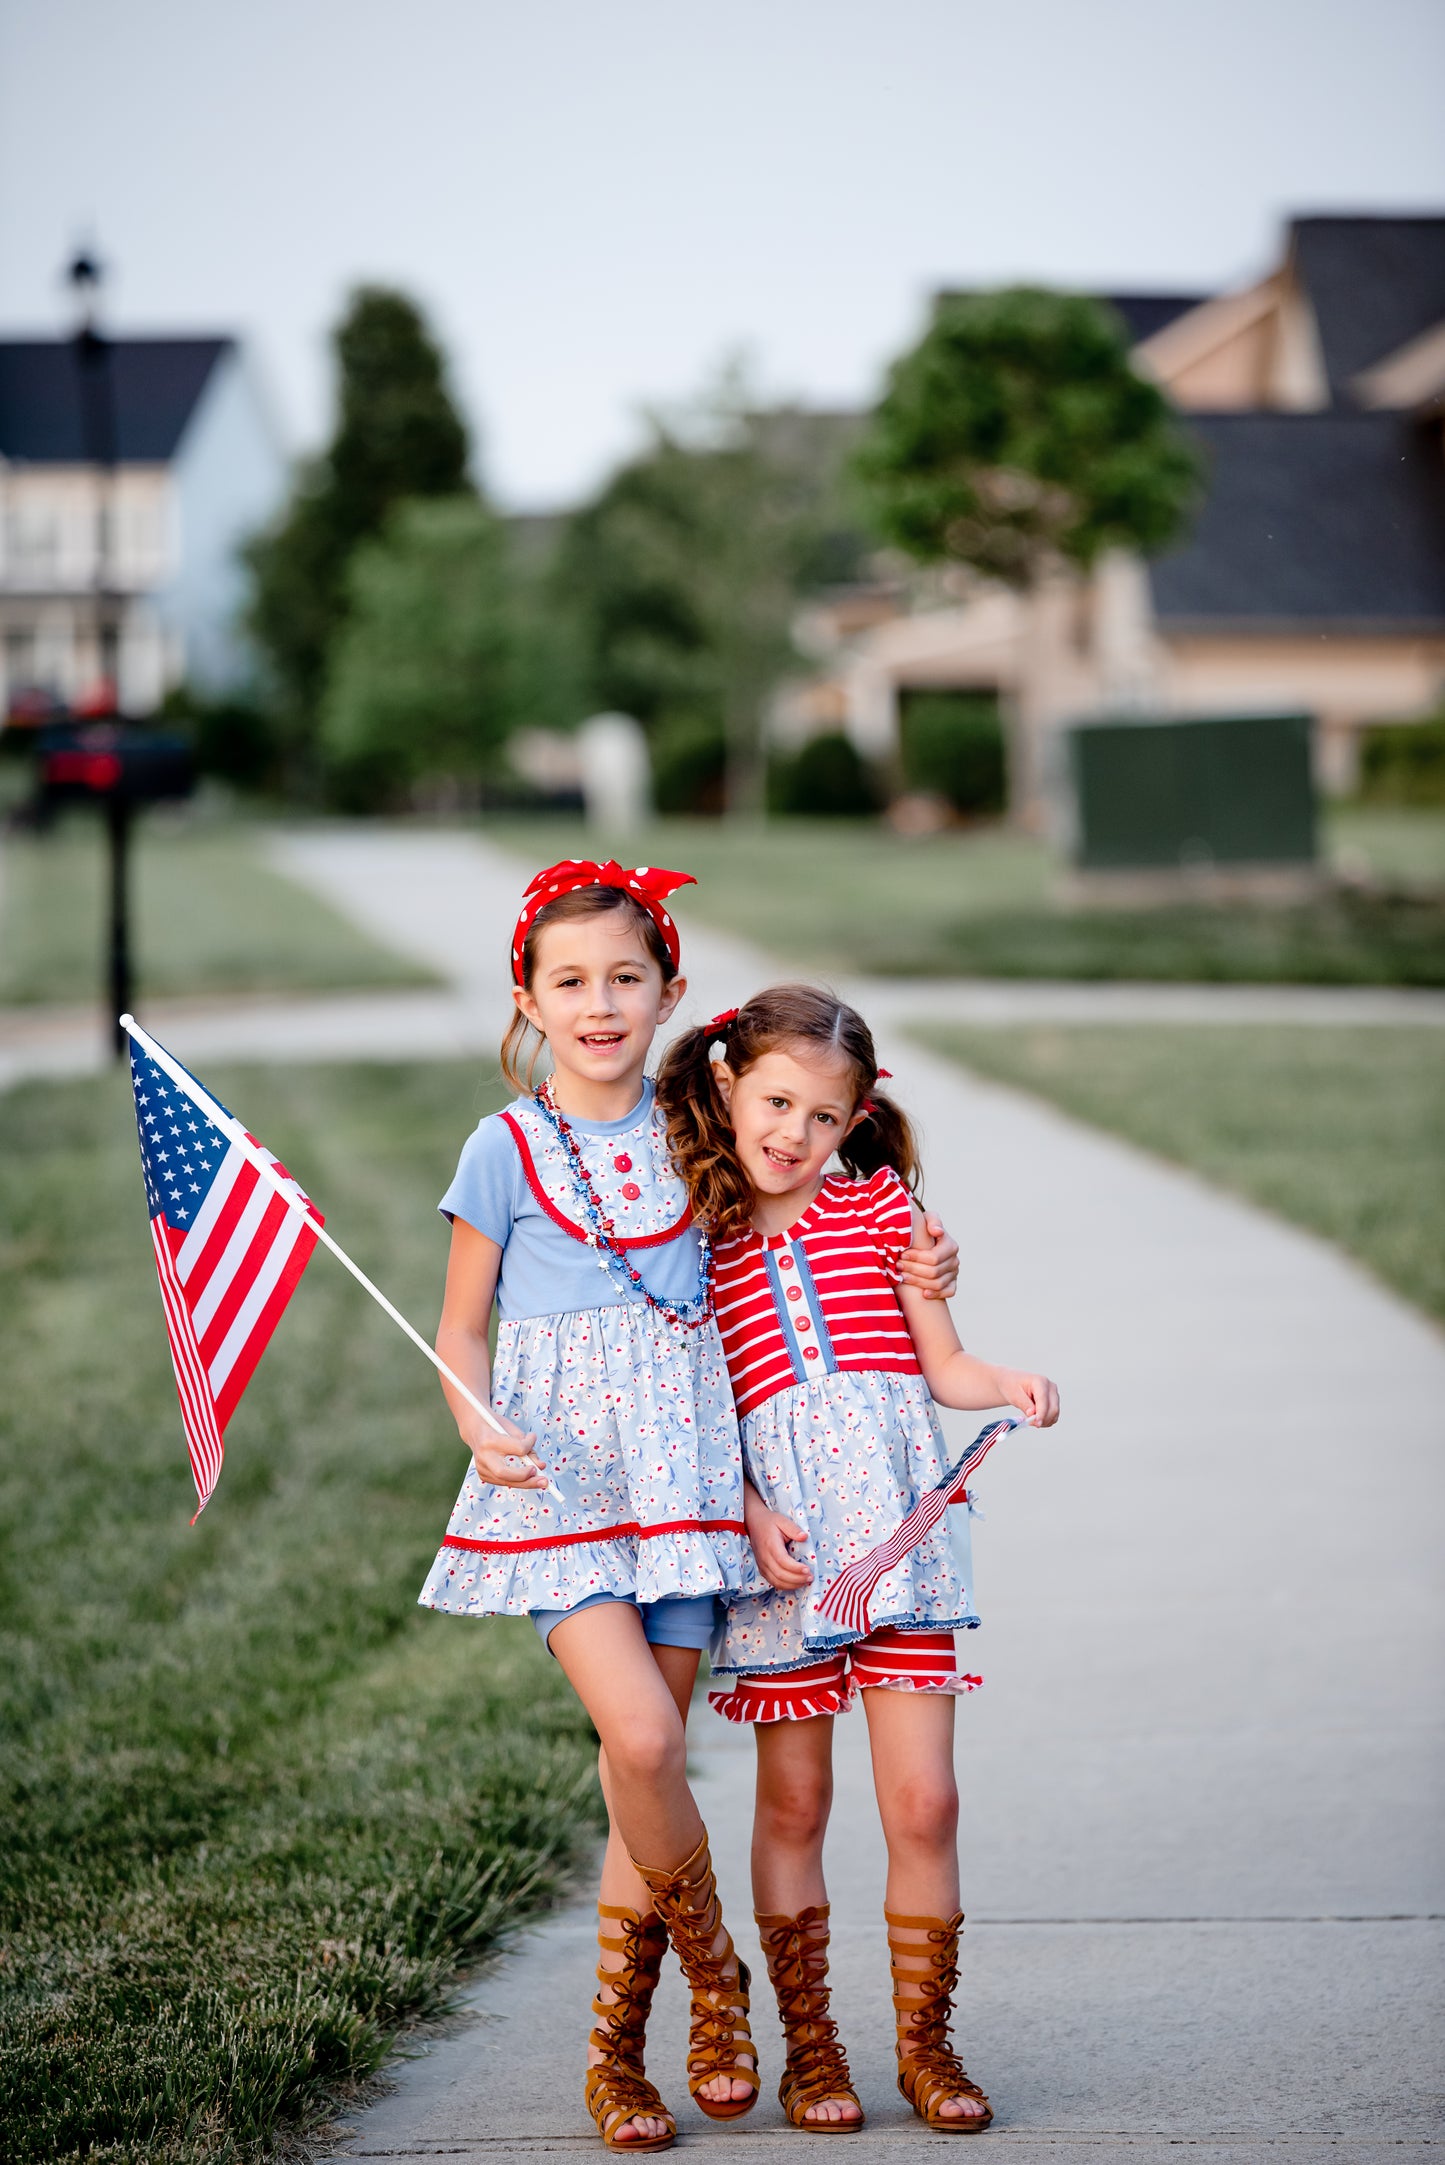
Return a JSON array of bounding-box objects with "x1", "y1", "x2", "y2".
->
[{"x1": 438, "y1": 1115, "x2": 520, "y2": 1245}]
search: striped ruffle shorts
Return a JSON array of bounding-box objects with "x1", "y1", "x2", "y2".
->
[{"x1": 708, "y1": 1626, "x2": 982, "y2": 1723}]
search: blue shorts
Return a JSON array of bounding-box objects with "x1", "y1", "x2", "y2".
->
[{"x1": 531, "y1": 1591, "x2": 718, "y2": 1655}]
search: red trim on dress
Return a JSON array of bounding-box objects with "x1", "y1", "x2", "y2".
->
[
  {"x1": 441, "y1": 1515, "x2": 747, "y2": 1555},
  {"x1": 500, "y1": 1112, "x2": 693, "y2": 1250}
]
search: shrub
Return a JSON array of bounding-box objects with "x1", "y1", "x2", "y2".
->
[
  {"x1": 768, "y1": 731, "x2": 881, "y2": 818},
  {"x1": 652, "y1": 714, "x2": 727, "y2": 815},
  {"x1": 900, "y1": 691, "x2": 1007, "y2": 815},
  {"x1": 1357, "y1": 713, "x2": 1445, "y2": 807}
]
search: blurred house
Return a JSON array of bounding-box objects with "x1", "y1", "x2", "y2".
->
[
  {"x1": 0, "y1": 337, "x2": 285, "y2": 716},
  {"x1": 791, "y1": 215, "x2": 1445, "y2": 813}
]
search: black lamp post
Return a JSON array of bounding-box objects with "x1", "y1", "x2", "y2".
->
[
  {"x1": 68, "y1": 247, "x2": 120, "y2": 694},
  {"x1": 47, "y1": 248, "x2": 192, "y2": 1056},
  {"x1": 68, "y1": 247, "x2": 131, "y2": 1054}
]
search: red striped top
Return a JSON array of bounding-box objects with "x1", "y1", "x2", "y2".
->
[{"x1": 710, "y1": 1168, "x2": 922, "y2": 1417}]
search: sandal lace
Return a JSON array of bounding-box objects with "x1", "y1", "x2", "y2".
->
[
  {"x1": 890, "y1": 1914, "x2": 991, "y2": 2123},
  {"x1": 758, "y1": 1908, "x2": 858, "y2": 2113},
  {"x1": 586, "y1": 1908, "x2": 673, "y2": 2146}
]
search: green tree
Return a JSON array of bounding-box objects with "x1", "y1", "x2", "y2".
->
[
  {"x1": 854, "y1": 289, "x2": 1198, "y2": 820},
  {"x1": 555, "y1": 373, "x2": 842, "y2": 812},
  {"x1": 319, "y1": 498, "x2": 515, "y2": 811},
  {"x1": 246, "y1": 287, "x2": 471, "y2": 791},
  {"x1": 855, "y1": 288, "x2": 1197, "y2": 583}
]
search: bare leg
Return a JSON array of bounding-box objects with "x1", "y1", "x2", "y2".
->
[
  {"x1": 552, "y1": 1611, "x2": 749, "y2": 2127},
  {"x1": 598, "y1": 1643, "x2": 700, "y2": 1916},
  {"x1": 860, "y1": 1688, "x2": 983, "y2": 2122},
  {"x1": 750, "y1": 1718, "x2": 860, "y2": 2127},
  {"x1": 751, "y1": 1714, "x2": 834, "y2": 1913}
]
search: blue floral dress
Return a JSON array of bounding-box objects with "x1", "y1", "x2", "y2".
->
[{"x1": 418, "y1": 1083, "x2": 757, "y2": 1617}]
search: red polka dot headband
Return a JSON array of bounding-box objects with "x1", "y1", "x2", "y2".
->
[{"x1": 511, "y1": 859, "x2": 697, "y2": 985}]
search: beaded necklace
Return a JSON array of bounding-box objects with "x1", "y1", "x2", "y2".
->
[{"x1": 533, "y1": 1077, "x2": 713, "y2": 1329}]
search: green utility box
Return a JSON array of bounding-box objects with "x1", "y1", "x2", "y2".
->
[{"x1": 1068, "y1": 712, "x2": 1317, "y2": 870}]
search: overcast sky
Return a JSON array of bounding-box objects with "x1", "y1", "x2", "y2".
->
[{"x1": 3, "y1": 0, "x2": 1443, "y2": 510}]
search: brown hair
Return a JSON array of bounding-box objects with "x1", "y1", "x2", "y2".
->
[
  {"x1": 500, "y1": 885, "x2": 678, "y2": 1092},
  {"x1": 656, "y1": 982, "x2": 921, "y2": 1238}
]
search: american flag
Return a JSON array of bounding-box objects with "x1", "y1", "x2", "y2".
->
[
  {"x1": 129, "y1": 1038, "x2": 320, "y2": 1517},
  {"x1": 814, "y1": 1417, "x2": 1020, "y2": 1637}
]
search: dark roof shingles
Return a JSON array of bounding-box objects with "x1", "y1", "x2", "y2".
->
[
  {"x1": 1290, "y1": 216, "x2": 1445, "y2": 402},
  {"x1": 1101, "y1": 294, "x2": 1207, "y2": 345},
  {"x1": 0, "y1": 337, "x2": 231, "y2": 462},
  {"x1": 1149, "y1": 411, "x2": 1445, "y2": 628}
]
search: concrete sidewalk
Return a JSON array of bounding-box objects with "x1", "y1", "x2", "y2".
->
[
  {"x1": 4, "y1": 826, "x2": 1439, "y2": 2155},
  {"x1": 265, "y1": 829, "x2": 1442, "y2": 2164}
]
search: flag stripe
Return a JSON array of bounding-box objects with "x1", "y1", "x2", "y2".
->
[
  {"x1": 196, "y1": 1186, "x2": 291, "y2": 1363},
  {"x1": 190, "y1": 1170, "x2": 273, "y2": 1337},
  {"x1": 211, "y1": 1218, "x2": 319, "y2": 1428},
  {"x1": 207, "y1": 1204, "x2": 308, "y2": 1395},
  {"x1": 151, "y1": 1219, "x2": 224, "y2": 1507},
  {"x1": 176, "y1": 1145, "x2": 248, "y2": 1280}
]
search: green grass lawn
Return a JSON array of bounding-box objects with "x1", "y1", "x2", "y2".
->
[
  {"x1": 917, "y1": 1023, "x2": 1445, "y2": 1321},
  {"x1": 0, "y1": 1059, "x2": 604, "y2": 2165},
  {"x1": 1330, "y1": 803, "x2": 1445, "y2": 889},
  {"x1": 481, "y1": 811, "x2": 1445, "y2": 984},
  {"x1": 0, "y1": 817, "x2": 437, "y2": 1007}
]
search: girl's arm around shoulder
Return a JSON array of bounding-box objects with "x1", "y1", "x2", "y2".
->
[
  {"x1": 863, "y1": 1165, "x2": 960, "y2": 1302},
  {"x1": 436, "y1": 1215, "x2": 549, "y2": 1488},
  {"x1": 896, "y1": 1204, "x2": 1060, "y2": 1429}
]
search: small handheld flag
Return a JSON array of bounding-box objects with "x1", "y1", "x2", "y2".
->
[
  {"x1": 814, "y1": 1417, "x2": 1019, "y2": 1637},
  {"x1": 129, "y1": 1031, "x2": 319, "y2": 1517},
  {"x1": 122, "y1": 1016, "x2": 520, "y2": 1518}
]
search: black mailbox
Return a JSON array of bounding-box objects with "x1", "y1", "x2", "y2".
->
[
  {"x1": 38, "y1": 721, "x2": 193, "y2": 808},
  {"x1": 30, "y1": 718, "x2": 194, "y2": 1056}
]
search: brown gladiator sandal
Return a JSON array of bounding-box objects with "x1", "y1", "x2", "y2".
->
[
  {"x1": 583, "y1": 1905, "x2": 676, "y2": 2153},
  {"x1": 632, "y1": 1833, "x2": 759, "y2": 2121},
  {"x1": 886, "y1": 1909, "x2": 993, "y2": 2134},
  {"x1": 755, "y1": 1904, "x2": 864, "y2": 2133}
]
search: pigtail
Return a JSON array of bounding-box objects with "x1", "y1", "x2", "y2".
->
[
  {"x1": 839, "y1": 1088, "x2": 922, "y2": 1197},
  {"x1": 656, "y1": 1021, "x2": 758, "y2": 1240}
]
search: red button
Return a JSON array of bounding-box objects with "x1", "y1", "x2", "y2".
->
[
  {"x1": 621, "y1": 1181, "x2": 641, "y2": 1201},
  {"x1": 804, "y1": 1345, "x2": 820, "y2": 1359},
  {"x1": 795, "y1": 1316, "x2": 811, "y2": 1332},
  {"x1": 787, "y1": 1286, "x2": 803, "y2": 1301},
  {"x1": 779, "y1": 1254, "x2": 795, "y2": 1271},
  {"x1": 614, "y1": 1154, "x2": 633, "y2": 1173}
]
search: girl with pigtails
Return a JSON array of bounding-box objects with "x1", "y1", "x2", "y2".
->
[
  {"x1": 417, "y1": 866, "x2": 961, "y2": 2154},
  {"x1": 656, "y1": 986, "x2": 1059, "y2": 2137}
]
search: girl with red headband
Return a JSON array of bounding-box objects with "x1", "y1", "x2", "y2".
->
[
  {"x1": 656, "y1": 986, "x2": 1059, "y2": 2138},
  {"x1": 417, "y1": 862, "x2": 963, "y2": 2153}
]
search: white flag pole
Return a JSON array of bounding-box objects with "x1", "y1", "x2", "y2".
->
[{"x1": 121, "y1": 1014, "x2": 521, "y2": 1448}]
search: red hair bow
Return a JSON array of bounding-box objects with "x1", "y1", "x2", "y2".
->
[
  {"x1": 704, "y1": 1008, "x2": 739, "y2": 1039},
  {"x1": 511, "y1": 859, "x2": 696, "y2": 984}
]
